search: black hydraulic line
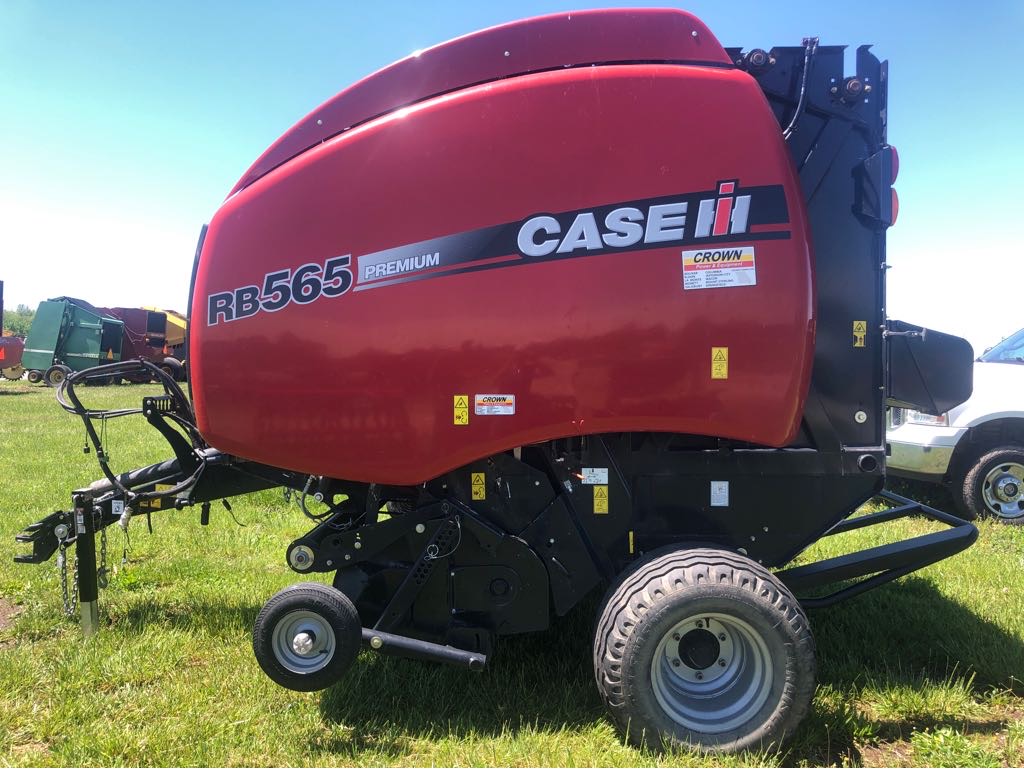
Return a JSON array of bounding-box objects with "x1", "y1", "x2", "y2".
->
[
  {"x1": 782, "y1": 37, "x2": 819, "y2": 140},
  {"x1": 56, "y1": 359, "x2": 207, "y2": 502}
]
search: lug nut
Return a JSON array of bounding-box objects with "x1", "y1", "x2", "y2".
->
[
  {"x1": 695, "y1": 672, "x2": 704, "y2": 680},
  {"x1": 695, "y1": 620, "x2": 703, "y2": 629},
  {"x1": 718, "y1": 633, "x2": 726, "y2": 641},
  {"x1": 719, "y1": 658, "x2": 726, "y2": 667},
  {"x1": 672, "y1": 632, "x2": 681, "y2": 641},
  {"x1": 672, "y1": 659, "x2": 681, "y2": 667}
]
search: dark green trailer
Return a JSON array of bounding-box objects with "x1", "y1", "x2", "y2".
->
[{"x1": 22, "y1": 298, "x2": 124, "y2": 386}]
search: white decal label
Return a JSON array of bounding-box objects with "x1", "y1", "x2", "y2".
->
[
  {"x1": 112, "y1": 500, "x2": 125, "y2": 515},
  {"x1": 710, "y1": 481, "x2": 729, "y2": 507},
  {"x1": 682, "y1": 246, "x2": 756, "y2": 290},
  {"x1": 474, "y1": 394, "x2": 515, "y2": 415},
  {"x1": 581, "y1": 468, "x2": 609, "y2": 485}
]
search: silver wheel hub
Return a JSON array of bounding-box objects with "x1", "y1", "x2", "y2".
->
[
  {"x1": 651, "y1": 612, "x2": 773, "y2": 734},
  {"x1": 291, "y1": 631, "x2": 316, "y2": 655},
  {"x1": 272, "y1": 610, "x2": 336, "y2": 674},
  {"x1": 982, "y1": 462, "x2": 1024, "y2": 519}
]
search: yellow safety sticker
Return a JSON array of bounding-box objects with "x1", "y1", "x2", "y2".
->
[
  {"x1": 141, "y1": 483, "x2": 175, "y2": 510},
  {"x1": 471, "y1": 472, "x2": 486, "y2": 500},
  {"x1": 711, "y1": 347, "x2": 729, "y2": 379},
  {"x1": 594, "y1": 484, "x2": 609, "y2": 514},
  {"x1": 853, "y1": 320, "x2": 867, "y2": 348},
  {"x1": 453, "y1": 394, "x2": 469, "y2": 425}
]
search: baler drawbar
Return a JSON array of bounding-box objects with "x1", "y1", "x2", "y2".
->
[{"x1": 17, "y1": 8, "x2": 980, "y2": 753}]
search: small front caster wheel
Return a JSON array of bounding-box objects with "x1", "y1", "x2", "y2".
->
[{"x1": 253, "y1": 582, "x2": 362, "y2": 691}]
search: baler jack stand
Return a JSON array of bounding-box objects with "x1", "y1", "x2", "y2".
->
[{"x1": 72, "y1": 494, "x2": 99, "y2": 637}]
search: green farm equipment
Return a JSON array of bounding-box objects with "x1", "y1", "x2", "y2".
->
[{"x1": 21, "y1": 298, "x2": 124, "y2": 386}]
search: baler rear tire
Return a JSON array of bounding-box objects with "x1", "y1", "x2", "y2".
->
[
  {"x1": 253, "y1": 582, "x2": 362, "y2": 692},
  {"x1": 593, "y1": 547, "x2": 816, "y2": 753},
  {"x1": 44, "y1": 364, "x2": 71, "y2": 388}
]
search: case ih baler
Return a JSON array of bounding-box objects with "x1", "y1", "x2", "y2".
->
[{"x1": 16, "y1": 9, "x2": 979, "y2": 753}]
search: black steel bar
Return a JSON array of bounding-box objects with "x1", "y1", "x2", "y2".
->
[
  {"x1": 777, "y1": 490, "x2": 978, "y2": 606},
  {"x1": 73, "y1": 495, "x2": 100, "y2": 635},
  {"x1": 825, "y1": 503, "x2": 917, "y2": 535},
  {"x1": 360, "y1": 627, "x2": 486, "y2": 671},
  {"x1": 798, "y1": 563, "x2": 920, "y2": 609},
  {"x1": 779, "y1": 524, "x2": 975, "y2": 591}
]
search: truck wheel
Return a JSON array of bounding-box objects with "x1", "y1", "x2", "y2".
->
[
  {"x1": 253, "y1": 582, "x2": 362, "y2": 692},
  {"x1": 26, "y1": 370, "x2": 43, "y2": 384},
  {"x1": 160, "y1": 357, "x2": 184, "y2": 381},
  {"x1": 44, "y1": 364, "x2": 72, "y2": 387},
  {"x1": 958, "y1": 446, "x2": 1024, "y2": 524},
  {"x1": 593, "y1": 548, "x2": 816, "y2": 752}
]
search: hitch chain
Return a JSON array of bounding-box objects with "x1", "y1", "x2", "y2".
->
[
  {"x1": 55, "y1": 528, "x2": 78, "y2": 618},
  {"x1": 55, "y1": 509, "x2": 112, "y2": 618},
  {"x1": 97, "y1": 527, "x2": 109, "y2": 590}
]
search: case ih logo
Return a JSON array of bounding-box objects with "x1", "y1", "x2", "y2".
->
[
  {"x1": 517, "y1": 181, "x2": 762, "y2": 258},
  {"x1": 696, "y1": 182, "x2": 750, "y2": 238},
  {"x1": 205, "y1": 181, "x2": 790, "y2": 325}
]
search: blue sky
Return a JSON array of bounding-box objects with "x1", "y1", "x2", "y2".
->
[{"x1": 1, "y1": 0, "x2": 1021, "y2": 352}]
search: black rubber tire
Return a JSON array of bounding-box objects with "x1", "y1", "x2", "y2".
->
[
  {"x1": 956, "y1": 445, "x2": 1024, "y2": 525},
  {"x1": 160, "y1": 357, "x2": 184, "y2": 382},
  {"x1": 26, "y1": 370, "x2": 43, "y2": 384},
  {"x1": 43, "y1": 364, "x2": 72, "y2": 387},
  {"x1": 253, "y1": 582, "x2": 362, "y2": 692},
  {"x1": 594, "y1": 547, "x2": 816, "y2": 753}
]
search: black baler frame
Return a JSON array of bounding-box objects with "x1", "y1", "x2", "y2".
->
[{"x1": 15, "y1": 361, "x2": 978, "y2": 665}]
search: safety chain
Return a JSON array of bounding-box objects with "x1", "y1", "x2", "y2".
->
[
  {"x1": 55, "y1": 528, "x2": 79, "y2": 618},
  {"x1": 97, "y1": 527, "x2": 109, "y2": 590}
]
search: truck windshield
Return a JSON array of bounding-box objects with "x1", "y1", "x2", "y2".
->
[{"x1": 979, "y1": 327, "x2": 1024, "y2": 364}]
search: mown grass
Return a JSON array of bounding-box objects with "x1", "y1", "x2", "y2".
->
[{"x1": 1, "y1": 379, "x2": 1022, "y2": 767}]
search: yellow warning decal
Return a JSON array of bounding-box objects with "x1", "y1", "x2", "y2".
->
[
  {"x1": 594, "y1": 485, "x2": 609, "y2": 514},
  {"x1": 453, "y1": 394, "x2": 469, "y2": 425},
  {"x1": 853, "y1": 321, "x2": 867, "y2": 348},
  {"x1": 711, "y1": 347, "x2": 729, "y2": 379},
  {"x1": 471, "y1": 472, "x2": 486, "y2": 500},
  {"x1": 141, "y1": 483, "x2": 175, "y2": 510}
]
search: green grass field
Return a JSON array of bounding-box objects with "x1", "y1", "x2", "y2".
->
[{"x1": 1, "y1": 379, "x2": 1021, "y2": 767}]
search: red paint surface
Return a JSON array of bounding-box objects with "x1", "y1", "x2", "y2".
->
[
  {"x1": 192, "y1": 15, "x2": 814, "y2": 485},
  {"x1": 0, "y1": 336, "x2": 24, "y2": 368},
  {"x1": 229, "y1": 8, "x2": 731, "y2": 197}
]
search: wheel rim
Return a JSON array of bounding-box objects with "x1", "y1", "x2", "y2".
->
[
  {"x1": 2, "y1": 365, "x2": 25, "y2": 381},
  {"x1": 271, "y1": 609, "x2": 336, "y2": 674},
  {"x1": 650, "y1": 612, "x2": 774, "y2": 734},
  {"x1": 981, "y1": 461, "x2": 1024, "y2": 520},
  {"x1": 49, "y1": 371, "x2": 65, "y2": 385}
]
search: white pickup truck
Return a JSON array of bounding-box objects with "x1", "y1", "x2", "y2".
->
[{"x1": 887, "y1": 327, "x2": 1024, "y2": 524}]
